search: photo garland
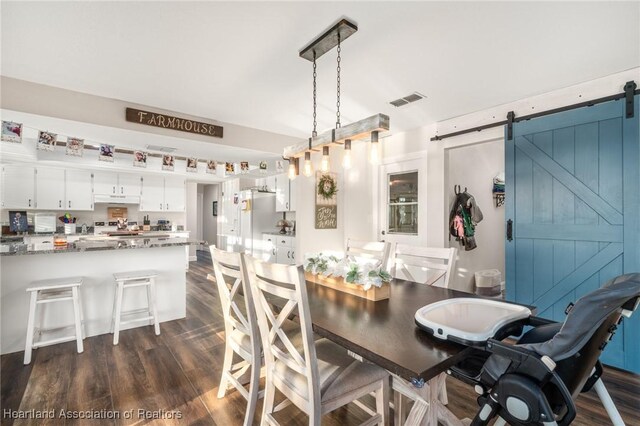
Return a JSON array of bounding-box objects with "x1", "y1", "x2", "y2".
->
[
  {"x1": 38, "y1": 131, "x2": 57, "y2": 151},
  {"x1": 1, "y1": 121, "x2": 22, "y2": 143},
  {"x1": 4, "y1": 123, "x2": 273, "y2": 176},
  {"x1": 66, "y1": 137, "x2": 84, "y2": 157},
  {"x1": 133, "y1": 150, "x2": 147, "y2": 167},
  {"x1": 186, "y1": 157, "x2": 198, "y2": 173},
  {"x1": 99, "y1": 144, "x2": 114, "y2": 162}
]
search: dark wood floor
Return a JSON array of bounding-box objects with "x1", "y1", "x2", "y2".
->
[{"x1": 2, "y1": 251, "x2": 639, "y2": 425}]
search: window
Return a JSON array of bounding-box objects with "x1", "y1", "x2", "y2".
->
[{"x1": 387, "y1": 171, "x2": 418, "y2": 235}]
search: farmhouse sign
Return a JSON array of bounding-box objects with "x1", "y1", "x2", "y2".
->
[{"x1": 126, "y1": 108, "x2": 223, "y2": 138}]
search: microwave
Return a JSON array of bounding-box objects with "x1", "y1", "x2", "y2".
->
[{"x1": 34, "y1": 213, "x2": 57, "y2": 233}]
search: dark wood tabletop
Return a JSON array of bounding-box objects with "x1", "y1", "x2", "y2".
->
[{"x1": 303, "y1": 279, "x2": 488, "y2": 383}]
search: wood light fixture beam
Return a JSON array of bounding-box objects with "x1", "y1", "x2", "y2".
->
[
  {"x1": 283, "y1": 113, "x2": 390, "y2": 159},
  {"x1": 299, "y1": 19, "x2": 358, "y2": 61}
]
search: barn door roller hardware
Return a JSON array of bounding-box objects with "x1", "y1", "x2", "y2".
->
[
  {"x1": 624, "y1": 80, "x2": 637, "y2": 118},
  {"x1": 431, "y1": 80, "x2": 639, "y2": 142},
  {"x1": 506, "y1": 111, "x2": 515, "y2": 141}
]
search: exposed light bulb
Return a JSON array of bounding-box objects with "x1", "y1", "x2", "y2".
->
[
  {"x1": 288, "y1": 159, "x2": 297, "y2": 180},
  {"x1": 369, "y1": 131, "x2": 380, "y2": 165},
  {"x1": 342, "y1": 139, "x2": 352, "y2": 169},
  {"x1": 303, "y1": 151, "x2": 313, "y2": 177},
  {"x1": 320, "y1": 146, "x2": 330, "y2": 173}
]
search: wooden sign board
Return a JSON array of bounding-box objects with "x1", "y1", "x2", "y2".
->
[
  {"x1": 126, "y1": 108, "x2": 223, "y2": 138},
  {"x1": 315, "y1": 205, "x2": 337, "y2": 229}
]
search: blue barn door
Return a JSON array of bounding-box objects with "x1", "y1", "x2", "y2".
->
[{"x1": 506, "y1": 95, "x2": 640, "y2": 372}]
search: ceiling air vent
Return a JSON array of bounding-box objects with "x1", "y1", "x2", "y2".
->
[
  {"x1": 146, "y1": 145, "x2": 177, "y2": 153},
  {"x1": 389, "y1": 92, "x2": 426, "y2": 107}
]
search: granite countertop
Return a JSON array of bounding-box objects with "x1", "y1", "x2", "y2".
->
[
  {"x1": 262, "y1": 231, "x2": 296, "y2": 237},
  {"x1": 1, "y1": 237, "x2": 202, "y2": 257}
]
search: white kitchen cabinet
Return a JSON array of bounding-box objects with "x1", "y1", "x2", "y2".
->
[
  {"x1": 274, "y1": 235, "x2": 295, "y2": 265},
  {"x1": 118, "y1": 173, "x2": 142, "y2": 196},
  {"x1": 93, "y1": 171, "x2": 118, "y2": 195},
  {"x1": 289, "y1": 177, "x2": 298, "y2": 212},
  {"x1": 262, "y1": 234, "x2": 277, "y2": 263},
  {"x1": 140, "y1": 175, "x2": 165, "y2": 212},
  {"x1": 1, "y1": 165, "x2": 36, "y2": 209},
  {"x1": 65, "y1": 169, "x2": 93, "y2": 210},
  {"x1": 164, "y1": 177, "x2": 185, "y2": 212},
  {"x1": 275, "y1": 173, "x2": 292, "y2": 212},
  {"x1": 35, "y1": 167, "x2": 66, "y2": 210}
]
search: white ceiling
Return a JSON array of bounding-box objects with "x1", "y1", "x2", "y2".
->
[{"x1": 2, "y1": 1, "x2": 639, "y2": 139}]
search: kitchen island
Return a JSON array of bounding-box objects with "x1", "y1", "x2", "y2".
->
[{"x1": 0, "y1": 236, "x2": 199, "y2": 354}]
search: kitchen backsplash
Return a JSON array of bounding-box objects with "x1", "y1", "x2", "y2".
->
[{"x1": 0, "y1": 204, "x2": 186, "y2": 229}]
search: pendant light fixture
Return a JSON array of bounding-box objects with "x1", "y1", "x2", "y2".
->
[
  {"x1": 288, "y1": 157, "x2": 298, "y2": 180},
  {"x1": 370, "y1": 130, "x2": 380, "y2": 165},
  {"x1": 303, "y1": 150, "x2": 313, "y2": 177},
  {"x1": 342, "y1": 139, "x2": 352, "y2": 169},
  {"x1": 320, "y1": 146, "x2": 330, "y2": 173},
  {"x1": 284, "y1": 19, "x2": 390, "y2": 166}
]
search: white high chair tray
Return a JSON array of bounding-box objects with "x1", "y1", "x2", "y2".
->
[{"x1": 415, "y1": 297, "x2": 531, "y2": 344}]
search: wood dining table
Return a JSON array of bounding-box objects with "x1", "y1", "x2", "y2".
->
[{"x1": 300, "y1": 276, "x2": 490, "y2": 426}]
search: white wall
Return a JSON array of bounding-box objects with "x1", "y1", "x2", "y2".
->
[{"x1": 446, "y1": 139, "x2": 505, "y2": 292}]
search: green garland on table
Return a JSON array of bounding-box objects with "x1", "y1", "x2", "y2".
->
[{"x1": 317, "y1": 173, "x2": 338, "y2": 200}]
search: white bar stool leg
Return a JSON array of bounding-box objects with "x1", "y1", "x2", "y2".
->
[
  {"x1": 78, "y1": 286, "x2": 86, "y2": 339},
  {"x1": 113, "y1": 281, "x2": 124, "y2": 345},
  {"x1": 24, "y1": 290, "x2": 38, "y2": 365},
  {"x1": 149, "y1": 277, "x2": 160, "y2": 335},
  {"x1": 71, "y1": 286, "x2": 84, "y2": 354}
]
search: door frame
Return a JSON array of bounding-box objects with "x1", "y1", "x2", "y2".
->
[{"x1": 377, "y1": 151, "x2": 428, "y2": 247}]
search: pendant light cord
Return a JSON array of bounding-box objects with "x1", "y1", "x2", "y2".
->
[
  {"x1": 312, "y1": 51, "x2": 318, "y2": 138},
  {"x1": 336, "y1": 33, "x2": 341, "y2": 129}
]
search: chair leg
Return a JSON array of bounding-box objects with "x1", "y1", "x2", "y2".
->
[
  {"x1": 244, "y1": 359, "x2": 261, "y2": 426},
  {"x1": 393, "y1": 390, "x2": 406, "y2": 425},
  {"x1": 217, "y1": 343, "x2": 234, "y2": 398},
  {"x1": 23, "y1": 291, "x2": 38, "y2": 365},
  {"x1": 113, "y1": 282, "x2": 124, "y2": 345},
  {"x1": 438, "y1": 373, "x2": 448, "y2": 405},
  {"x1": 261, "y1": 378, "x2": 277, "y2": 426},
  {"x1": 149, "y1": 278, "x2": 160, "y2": 335},
  {"x1": 71, "y1": 286, "x2": 84, "y2": 354},
  {"x1": 375, "y1": 378, "x2": 390, "y2": 426}
]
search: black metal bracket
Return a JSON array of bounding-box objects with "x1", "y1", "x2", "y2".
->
[
  {"x1": 299, "y1": 19, "x2": 358, "y2": 62},
  {"x1": 624, "y1": 80, "x2": 637, "y2": 119},
  {"x1": 506, "y1": 111, "x2": 515, "y2": 140}
]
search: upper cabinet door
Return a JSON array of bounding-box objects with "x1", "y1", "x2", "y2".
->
[
  {"x1": 275, "y1": 173, "x2": 290, "y2": 212},
  {"x1": 164, "y1": 177, "x2": 186, "y2": 212},
  {"x1": 93, "y1": 171, "x2": 118, "y2": 195},
  {"x1": 65, "y1": 169, "x2": 93, "y2": 211},
  {"x1": 288, "y1": 177, "x2": 297, "y2": 212},
  {"x1": 35, "y1": 167, "x2": 66, "y2": 210},
  {"x1": 118, "y1": 173, "x2": 141, "y2": 196},
  {"x1": 140, "y1": 174, "x2": 165, "y2": 212},
  {"x1": 1, "y1": 165, "x2": 35, "y2": 209}
]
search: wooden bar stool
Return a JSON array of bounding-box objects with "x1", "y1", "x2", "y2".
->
[
  {"x1": 24, "y1": 277, "x2": 85, "y2": 365},
  {"x1": 111, "y1": 270, "x2": 160, "y2": 345}
]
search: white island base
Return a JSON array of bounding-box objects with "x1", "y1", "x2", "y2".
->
[{"x1": 1, "y1": 245, "x2": 187, "y2": 355}]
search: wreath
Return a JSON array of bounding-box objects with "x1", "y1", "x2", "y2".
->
[{"x1": 317, "y1": 173, "x2": 338, "y2": 200}]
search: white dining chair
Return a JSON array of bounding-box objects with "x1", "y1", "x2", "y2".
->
[
  {"x1": 242, "y1": 254, "x2": 390, "y2": 426},
  {"x1": 345, "y1": 238, "x2": 392, "y2": 270},
  {"x1": 210, "y1": 246, "x2": 262, "y2": 426},
  {"x1": 391, "y1": 244, "x2": 457, "y2": 288},
  {"x1": 388, "y1": 244, "x2": 457, "y2": 424}
]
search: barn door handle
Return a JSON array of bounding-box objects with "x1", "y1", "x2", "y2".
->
[{"x1": 506, "y1": 219, "x2": 513, "y2": 241}]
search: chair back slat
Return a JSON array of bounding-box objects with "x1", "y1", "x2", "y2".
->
[
  {"x1": 391, "y1": 244, "x2": 457, "y2": 287},
  {"x1": 210, "y1": 245, "x2": 259, "y2": 358},
  {"x1": 345, "y1": 239, "x2": 392, "y2": 269},
  {"x1": 242, "y1": 254, "x2": 321, "y2": 409}
]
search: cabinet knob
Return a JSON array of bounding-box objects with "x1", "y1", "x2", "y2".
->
[
  {"x1": 59, "y1": 200, "x2": 62, "y2": 208},
  {"x1": 28, "y1": 199, "x2": 31, "y2": 207},
  {"x1": 69, "y1": 201, "x2": 71, "y2": 208},
  {"x1": 113, "y1": 186, "x2": 116, "y2": 194},
  {"x1": 160, "y1": 203, "x2": 163, "y2": 210}
]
